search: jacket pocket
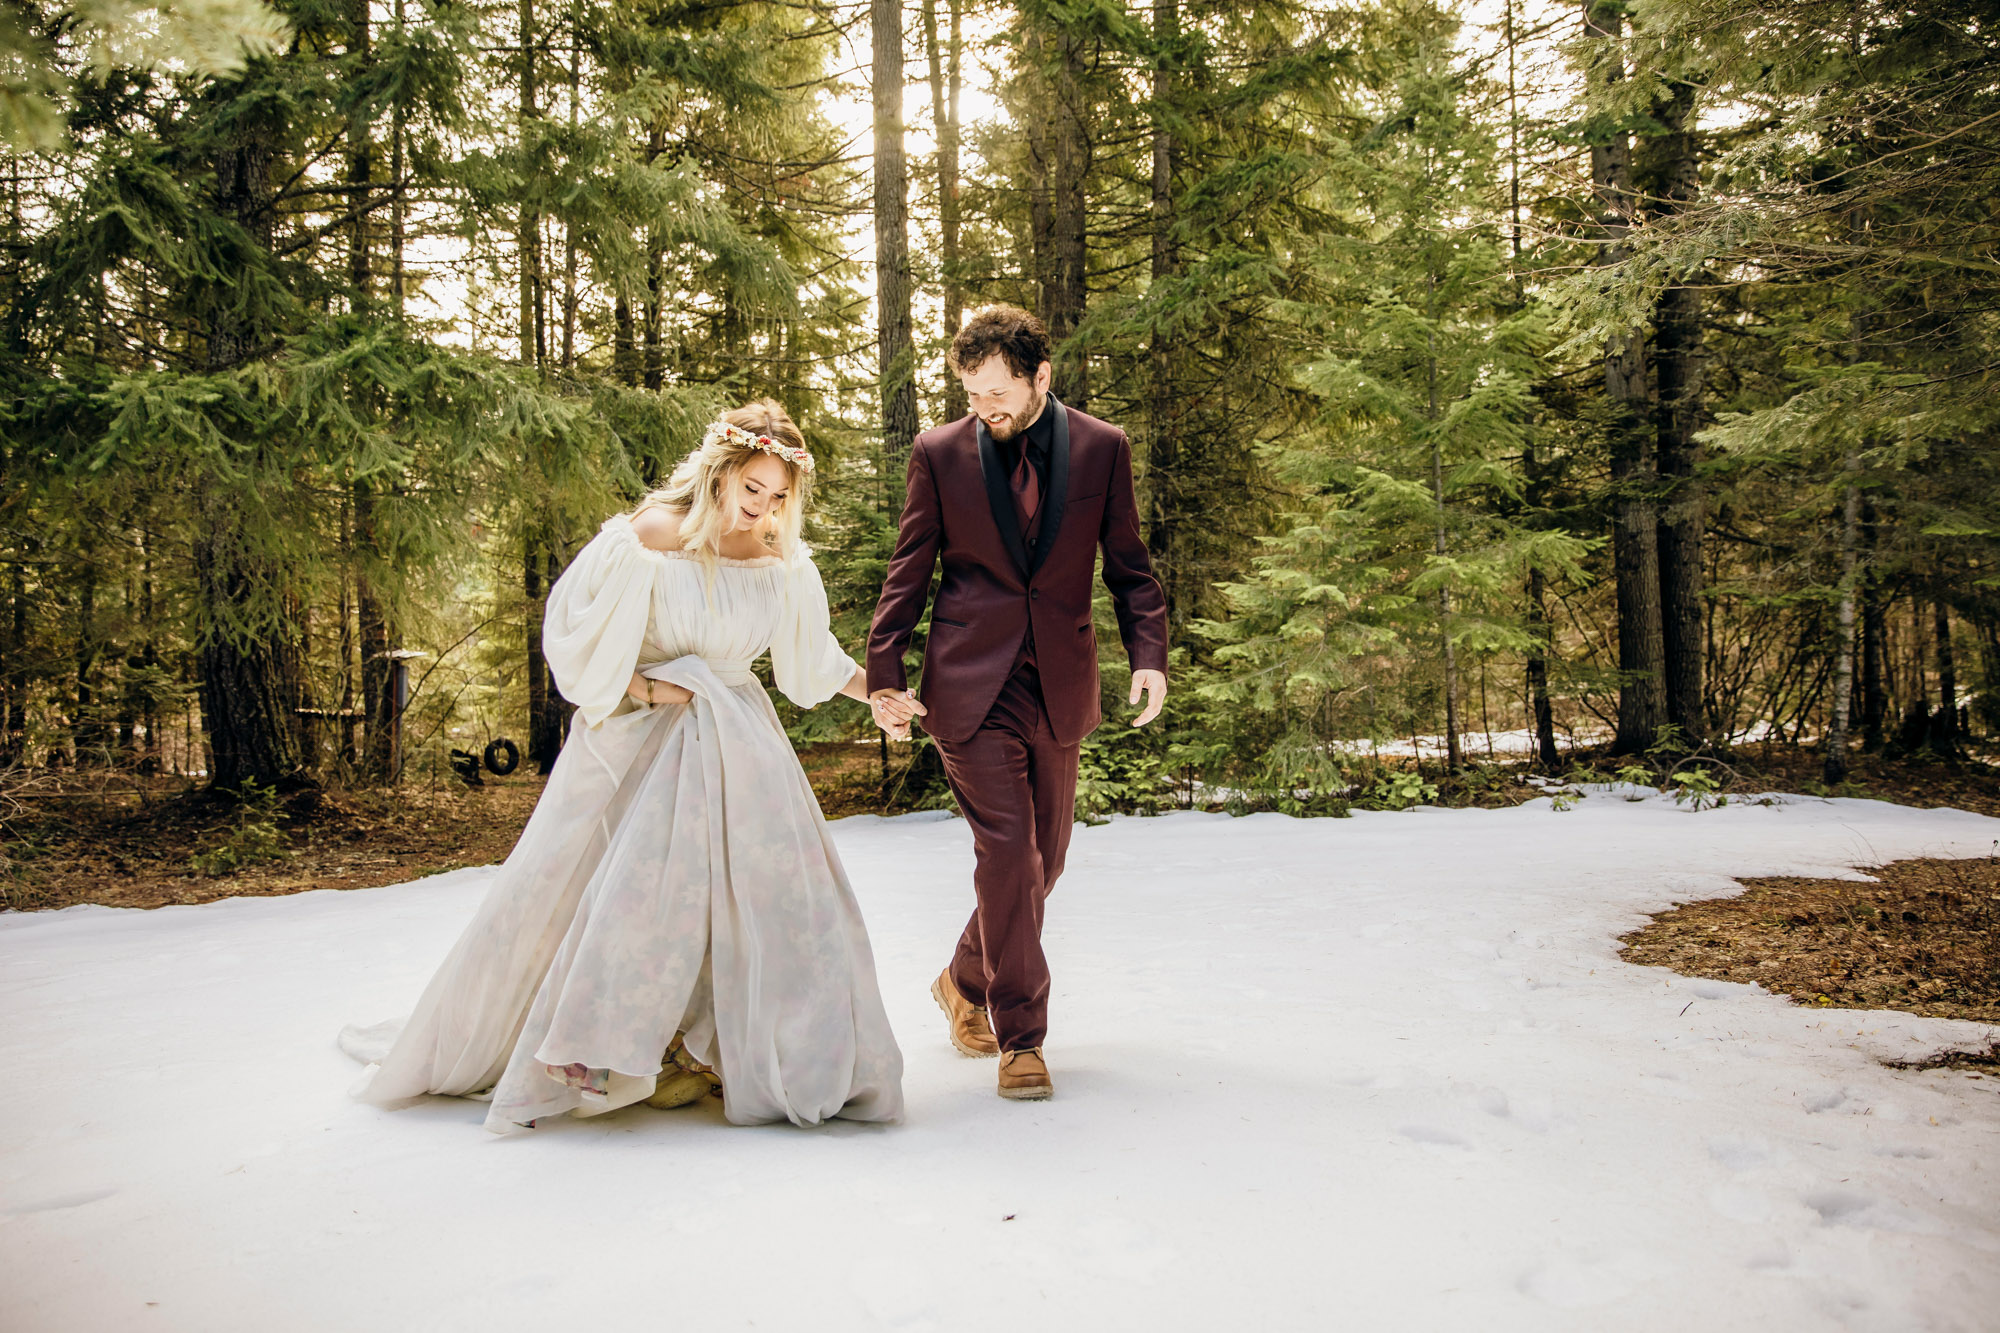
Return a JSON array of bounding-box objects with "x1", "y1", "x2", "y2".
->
[{"x1": 930, "y1": 616, "x2": 970, "y2": 629}]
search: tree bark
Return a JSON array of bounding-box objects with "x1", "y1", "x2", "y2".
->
[
  {"x1": 389, "y1": 0, "x2": 406, "y2": 319},
  {"x1": 1426, "y1": 315, "x2": 1462, "y2": 771},
  {"x1": 923, "y1": 0, "x2": 965, "y2": 422},
  {"x1": 1584, "y1": 0, "x2": 1664, "y2": 754},
  {"x1": 1932, "y1": 591, "x2": 1959, "y2": 755},
  {"x1": 1046, "y1": 28, "x2": 1089, "y2": 407},
  {"x1": 561, "y1": 29, "x2": 580, "y2": 371},
  {"x1": 349, "y1": 0, "x2": 398, "y2": 783},
  {"x1": 1859, "y1": 497, "x2": 1887, "y2": 748},
  {"x1": 1144, "y1": 0, "x2": 1184, "y2": 630},
  {"x1": 2, "y1": 553, "x2": 23, "y2": 765},
  {"x1": 355, "y1": 481, "x2": 394, "y2": 780},
  {"x1": 197, "y1": 96, "x2": 306, "y2": 790},
  {"x1": 1823, "y1": 463, "x2": 1860, "y2": 784},
  {"x1": 1026, "y1": 27, "x2": 1055, "y2": 339},
  {"x1": 873, "y1": 0, "x2": 919, "y2": 469},
  {"x1": 1643, "y1": 80, "x2": 1705, "y2": 745},
  {"x1": 525, "y1": 534, "x2": 559, "y2": 773},
  {"x1": 518, "y1": 0, "x2": 541, "y2": 377},
  {"x1": 643, "y1": 127, "x2": 665, "y2": 394},
  {"x1": 74, "y1": 556, "x2": 101, "y2": 758},
  {"x1": 519, "y1": 0, "x2": 560, "y2": 775}
]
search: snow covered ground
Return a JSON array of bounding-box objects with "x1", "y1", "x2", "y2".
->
[{"x1": 4, "y1": 792, "x2": 1998, "y2": 1333}]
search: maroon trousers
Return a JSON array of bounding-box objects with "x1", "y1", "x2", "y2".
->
[{"x1": 933, "y1": 655, "x2": 1080, "y2": 1053}]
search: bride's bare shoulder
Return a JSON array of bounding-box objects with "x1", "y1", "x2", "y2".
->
[{"x1": 627, "y1": 505, "x2": 688, "y2": 553}]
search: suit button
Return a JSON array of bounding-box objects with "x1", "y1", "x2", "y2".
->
[{"x1": 1030, "y1": 589, "x2": 1040, "y2": 600}]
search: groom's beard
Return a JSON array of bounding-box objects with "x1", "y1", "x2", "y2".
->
[{"x1": 983, "y1": 389, "x2": 1047, "y2": 444}]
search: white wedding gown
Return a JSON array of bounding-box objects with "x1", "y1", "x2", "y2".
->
[{"x1": 339, "y1": 515, "x2": 904, "y2": 1133}]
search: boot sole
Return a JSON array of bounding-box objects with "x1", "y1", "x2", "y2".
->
[
  {"x1": 931, "y1": 974, "x2": 999, "y2": 1059},
  {"x1": 998, "y1": 1082, "x2": 1052, "y2": 1101}
]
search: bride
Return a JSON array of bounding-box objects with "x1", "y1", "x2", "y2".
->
[{"x1": 340, "y1": 401, "x2": 905, "y2": 1134}]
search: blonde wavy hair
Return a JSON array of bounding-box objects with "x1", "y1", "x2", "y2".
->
[{"x1": 630, "y1": 399, "x2": 812, "y2": 563}]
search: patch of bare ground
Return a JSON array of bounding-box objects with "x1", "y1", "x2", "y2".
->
[
  {"x1": 0, "y1": 772, "x2": 553, "y2": 912},
  {"x1": 1620, "y1": 855, "x2": 2000, "y2": 1025},
  {"x1": 0, "y1": 742, "x2": 934, "y2": 912}
]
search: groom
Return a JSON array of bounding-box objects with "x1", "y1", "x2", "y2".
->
[{"x1": 867, "y1": 305, "x2": 1169, "y2": 1101}]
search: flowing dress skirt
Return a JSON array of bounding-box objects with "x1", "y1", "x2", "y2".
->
[{"x1": 340, "y1": 655, "x2": 903, "y2": 1133}]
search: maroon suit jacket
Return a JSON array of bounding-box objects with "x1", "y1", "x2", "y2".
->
[{"x1": 867, "y1": 399, "x2": 1169, "y2": 747}]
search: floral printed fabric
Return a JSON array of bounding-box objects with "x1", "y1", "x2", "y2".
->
[{"x1": 340, "y1": 517, "x2": 903, "y2": 1133}]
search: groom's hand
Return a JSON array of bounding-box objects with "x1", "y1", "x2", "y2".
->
[
  {"x1": 1129, "y1": 669, "x2": 1167, "y2": 728},
  {"x1": 870, "y1": 688, "x2": 926, "y2": 740}
]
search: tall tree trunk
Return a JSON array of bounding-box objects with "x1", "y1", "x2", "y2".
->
[
  {"x1": 338, "y1": 497, "x2": 357, "y2": 768},
  {"x1": 1509, "y1": 0, "x2": 1558, "y2": 770},
  {"x1": 1144, "y1": 0, "x2": 1184, "y2": 630},
  {"x1": 74, "y1": 556, "x2": 100, "y2": 758},
  {"x1": 924, "y1": 0, "x2": 965, "y2": 422},
  {"x1": 1859, "y1": 497, "x2": 1887, "y2": 749},
  {"x1": 389, "y1": 0, "x2": 406, "y2": 319},
  {"x1": 1645, "y1": 80, "x2": 1705, "y2": 744},
  {"x1": 355, "y1": 481, "x2": 393, "y2": 779},
  {"x1": 517, "y1": 0, "x2": 541, "y2": 376},
  {"x1": 1026, "y1": 28, "x2": 1055, "y2": 338},
  {"x1": 1524, "y1": 432, "x2": 1562, "y2": 771},
  {"x1": 135, "y1": 525, "x2": 159, "y2": 770},
  {"x1": 561, "y1": 31, "x2": 580, "y2": 371},
  {"x1": 1933, "y1": 591, "x2": 1959, "y2": 755},
  {"x1": 1823, "y1": 459, "x2": 1861, "y2": 784},
  {"x1": 1426, "y1": 317, "x2": 1462, "y2": 771},
  {"x1": 873, "y1": 0, "x2": 919, "y2": 468},
  {"x1": 197, "y1": 100, "x2": 305, "y2": 790},
  {"x1": 3, "y1": 553, "x2": 23, "y2": 765},
  {"x1": 525, "y1": 535, "x2": 559, "y2": 773},
  {"x1": 519, "y1": 0, "x2": 560, "y2": 774},
  {"x1": 643, "y1": 126, "x2": 665, "y2": 394},
  {"x1": 346, "y1": 0, "x2": 372, "y2": 313},
  {"x1": 1584, "y1": 0, "x2": 1664, "y2": 754},
  {"x1": 1046, "y1": 28, "x2": 1089, "y2": 406},
  {"x1": 614, "y1": 293, "x2": 638, "y2": 387},
  {"x1": 349, "y1": 0, "x2": 396, "y2": 783}
]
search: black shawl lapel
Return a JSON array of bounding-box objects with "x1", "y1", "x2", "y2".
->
[
  {"x1": 1029, "y1": 396, "x2": 1071, "y2": 574},
  {"x1": 974, "y1": 415, "x2": 1033, "y2": 575}
]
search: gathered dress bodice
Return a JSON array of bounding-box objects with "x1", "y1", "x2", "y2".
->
[{"x1": 545, "y1": 514, "x2": 859, "y2": 718}]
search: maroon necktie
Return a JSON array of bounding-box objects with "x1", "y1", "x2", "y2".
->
[{"x1": 1010, "y1": 438, "x2": 1041, "y2": 543}]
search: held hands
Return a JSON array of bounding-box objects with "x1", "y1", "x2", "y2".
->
[
  {"x1": 626, "y1": 672, "x2": 693, "y2": 708},
  {"x1": 1129, "y1": 669, "x2": 1167, "y2": 727},
  {"x1": 869, "y1": 688, "x2": 927, "y2": 741}
]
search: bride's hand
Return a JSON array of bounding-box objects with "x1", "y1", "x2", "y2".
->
[{"x1": 626, "y1": 672, "x2": 693, "y2": 707}]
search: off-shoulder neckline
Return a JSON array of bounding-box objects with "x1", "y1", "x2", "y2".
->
[{"x1": 604, "y1": 515, "x2": 784, "y2": 568}]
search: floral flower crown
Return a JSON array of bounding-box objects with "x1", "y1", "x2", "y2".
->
[{"x1": 702, "y1": 419, "x2": 815, "y2": 473}]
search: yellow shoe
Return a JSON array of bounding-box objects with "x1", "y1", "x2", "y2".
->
[{"x1": 645, "y1": 1033, "x2": 722, "y2": 1109}]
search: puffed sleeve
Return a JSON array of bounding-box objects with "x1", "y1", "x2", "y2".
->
[
  {"x1": 543, "y1": 516, "x2": 659, "y2": 727},
  {"x1": 771, "y1": 545, "x2": 860, "y2": 709}
]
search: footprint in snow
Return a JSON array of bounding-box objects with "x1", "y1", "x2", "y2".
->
[
  {"x1": 1870, "y1": 1143, "x2": 1937, "y2": 1160},
  {"x1": 1707, "y1": 1136, "x2": 1779, "y2": 1171},
  {"x1": 1398, "y1": 1123, "x2": 1469, "y2": 1148},
  {"x1": 1801, "y1": 1189, "x2": 1940, "y2": 1235},
  {"x1": 1516, "y1": 1251, "x2": 1651, "y2": 1308}
]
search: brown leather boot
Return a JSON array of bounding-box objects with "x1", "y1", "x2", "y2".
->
[
  {"x1": 931, "y1": 968, "x2": 999, "y2": 1058},
  {"x1": 997, "y1": 1047, "x2": 1053, "y2": 1101}
]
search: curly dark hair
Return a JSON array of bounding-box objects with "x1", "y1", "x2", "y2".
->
[{"x1": 949, "y1": 304, "x2": 1051, "y2": 382}]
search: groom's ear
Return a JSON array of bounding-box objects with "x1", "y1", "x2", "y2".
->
[{"x1": 1034, "y1": 361, "x2": 1052, "y2": 394}]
